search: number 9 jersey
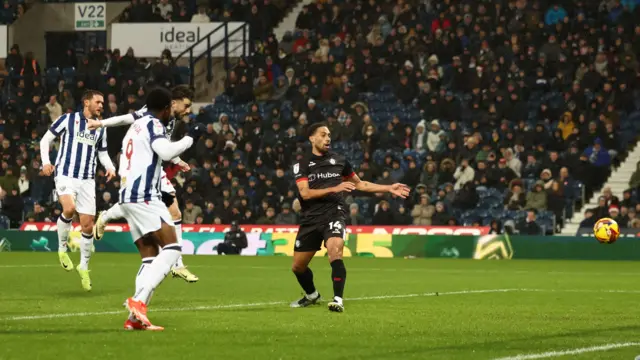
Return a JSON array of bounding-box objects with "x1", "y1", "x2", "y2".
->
[{"x1": 118, "y1": 115, "x2": 166, "y2": 204}]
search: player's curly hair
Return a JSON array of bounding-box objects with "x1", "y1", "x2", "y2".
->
[
  {"x1": 171, "y1": 85, "x2": 194, "y2": 101},
  {"x1": 146, "y1": 87, "x2": 172, "y2": 112},
  {"x1": 307, "y1": 122, "x2": 329, "y2": 137}
]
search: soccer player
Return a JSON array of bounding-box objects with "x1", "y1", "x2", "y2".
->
[
  {"x1": 87, "y1": 85, "x2": 198, "y2": 282},
  {"x1": 291, "y1": 123, "x2": 410, "y2": 312},
  {"x1": 119, "y1": 87, "x2": 199, "y2": 331},
  {"x1": 40, "y1": 90, "x2": 116, "y2": 291}
]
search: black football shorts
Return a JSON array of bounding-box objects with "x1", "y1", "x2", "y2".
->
[{"x1": 294, "y1": 218, "x2": 346, "y2": 252}]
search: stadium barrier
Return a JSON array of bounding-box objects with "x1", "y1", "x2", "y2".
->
[
  {"x1": 19, "y1": 223, "x2": 489, "y2": 235},
  {"x1": 4, "y1": 231, "x2": 640, "y2": 260},
  {"x1": 576, "y1": 227, "x2": 640, "y2": 238}
]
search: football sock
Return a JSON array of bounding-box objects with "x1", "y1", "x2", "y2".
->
[
  {"x1": 133, "y1": 244, "x2": 181, "y2": 303},
  {"x1": 330, "y1": 259, "x2": 346, "y2": 299},
  {"x1": 174, "y1": 220, "x2": 185, "y2": 268},
  {"x1": 294, "y1": 267, "x2": 317, "y2": 296},
  {"x1": 102, "y1": 203, "x2": 124, "y2": 223},
  {"x1": 56, "y1": 215, "x2": 72, "y2": 252},
  {"x1": 78, "y1": 232, "x2": 93, "y2": 270},
  {"x1": 129, "y1": 257, "x2": 155, "y2": 321}
]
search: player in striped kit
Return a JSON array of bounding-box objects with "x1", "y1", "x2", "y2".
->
[
  {"x1": 39, "y1": 90, "x2": 116, "y2": 291},
  {"x1": 87, "y1": 85, "x2": 198, "y2": 283},
  {"x1": 118, "y1": 88, "x2": 199, "y2": 331}
]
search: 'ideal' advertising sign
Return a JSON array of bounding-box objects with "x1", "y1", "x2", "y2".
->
[{"x1": 110, "y1": 22, "x2": 249, "y2": 57}]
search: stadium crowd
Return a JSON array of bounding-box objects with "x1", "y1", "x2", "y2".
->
[{"x1": 0, "y1": 0, "x2": 639, "y2": 236}]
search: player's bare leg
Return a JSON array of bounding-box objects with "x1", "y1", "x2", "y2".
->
[
  {"x1": 94, "y1": 203, "x2": 125, "y2": 240},
  {"x1": 290, "y1": 251, "x2": 321, "y2": 307},
  {"x1": 126, "y1": 221, "x2": 180, "y2": 329},
  {"x1": 76, "y1": 213, "x2": 95, "y2": 291},
  {"x1": 56, "y1": 194, "x2": 75, "y2": 271},
  {"x1": 167, "y1": 197, "x2": 198, "y2": 282},
  {"x1": 326, "y1": 237, "x2": 346, "y2": 312}
]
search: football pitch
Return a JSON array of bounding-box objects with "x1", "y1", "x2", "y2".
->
[{"x1": 1, "y1": 253, "x2": 640, "y2": 360}]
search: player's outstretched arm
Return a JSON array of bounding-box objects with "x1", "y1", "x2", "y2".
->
[
  {"x1": 151, "y1": 137, "x2": 194, "y2": 161},
  {"x1": 296, "y1": 179, "x2": 355, "y2": 200},
  {"x1": 88, "y1": 114, "x2": 135, "y2": 130},
  {"x1": 88, "y1": 106, "x2": 149, "y2": 130},
  {"x1": 346, "y1": 173, "x2": 411, "y2": 199}
]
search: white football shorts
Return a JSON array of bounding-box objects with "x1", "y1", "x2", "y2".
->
[
  {"x1": 55, "y1": 175, "x2": 96, "y2": 216},
  {"x1": 121, "y1": 200, "x2": 174, "y2": 242}
]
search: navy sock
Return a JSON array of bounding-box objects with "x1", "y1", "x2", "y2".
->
[
  {"x1": 294, "y1": 268, "x2": 316, "y2": 295},
  {"x1": 330, "y1": 259, "x2": 346, "y2": 298}
]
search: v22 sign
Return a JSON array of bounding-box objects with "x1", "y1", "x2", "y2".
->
[{"x1": 75, "y1": 2, "x2": 106, "y2": 31}]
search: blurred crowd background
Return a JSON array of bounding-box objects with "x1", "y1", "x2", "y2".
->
[{"x1": 0, "y1": 0, "x2": 639, "y2": 236}]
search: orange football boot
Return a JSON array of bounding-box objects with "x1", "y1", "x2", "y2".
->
[
  {"x1": 124, "y1": 319, "x2": 164, "y2": 331},
  {"x1": 125, "y1": 298, "x2": 151, "y2": 326}
]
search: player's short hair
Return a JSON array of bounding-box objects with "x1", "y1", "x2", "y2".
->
[
  {"x1": 81, "y1": 90, "x2": 104, "y2": 102},
  {"x1": 171, "y1": 85, "x2": 194, "y2": 101},
  {"x1": 307, "y1": 122, "x2": 329, "y2": 137},
  {"x1": 146, "y1": 87, "x2": 172, "y2": 112}
]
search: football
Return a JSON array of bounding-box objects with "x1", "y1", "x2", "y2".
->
[{"x1": 593, "y1": 218, "x2": 620, "y2": 244}]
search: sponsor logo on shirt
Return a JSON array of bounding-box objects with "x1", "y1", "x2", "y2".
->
[
  {"x1": 308, "y1": 173, "x2": 340, "y2": 182},
  {"x1": 76, "y1": 131, "x2": 97, "y2": 145}
]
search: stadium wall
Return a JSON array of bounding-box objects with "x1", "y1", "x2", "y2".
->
[
  {"x1": 4, "y1": 230, "x2": 640, "y2": 260},
  {"x1": 9, "y1": 2, "x2": 129, "y2": 67}
]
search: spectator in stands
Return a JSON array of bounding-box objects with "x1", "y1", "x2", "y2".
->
[
  {"x1": 629, "y1": 162, "x2": 640, "y2": 189},
  {"x1": 621, "y1": 190, "x2": 636, "y2": 209},
  {"x1": 453, "y1": 159, "x2": 474, "y2": 190},
  {"x1": 25, "y1": 202, "x2": 48, "y2": 222},
  {"x1": 45, "y1": 95, "x2": 62, "y2": 121},
  {"x1": 518, "y1": 210, "x2": 542, "y2": 235},
  {"x1": 526, "y1": 181, "x2": 547, "y2": 211},
  {"x1": 17, "y1": 166, "x2": 28, "y2": 196},
  {"x1": 602, "y1": 187, "x2": 620, "y2": 207},
  {"x1": 590, "y1": 197, "x2": 610, "y2": 220},
  {"x1": 584, "y1": 139, "x2": 611, "y2": 185},
  {"x1": 427, "y1": 120, "x2": 445, "y2": 153},
  {"x1": 373, "y1": 200, "x2": 395, "y2": 225},
  {"x1": 505, "y1": 184, "x2": 526, "y2": 211},
  {"x1": 274, "y1": 203, "x2": 296, "y2": 224},
  {"x1": 182, "y1": 199, "x2": 202, "y2": 225},
  {"x1": 547, "y1": 180, "x2": 565, "y2": 232},
  {"x1": 579, "y1": 210, "x2": 596, "y2": 228},
  {"x1": 257, "y1": 207, "x2": 276, "y2": 225},
  {"x1": 411, "y1": 194, "x2": 435, "y2": 225},
  {"x1": 431, "y1": 202, "x2": 449, "y2": 226},
  {"x1": 488, "y1": 220, "x2": 503, "y2": 235},
  {"x1": 346, "y1": 203, "x2": 365, "y2": 226},
  {"x1": 6, "y1": 44, "x2": 21, "y2": 72},
  {"x1": 191, "y1": 6, "x2": 209, "y2": 23},
  {"x1": 2, "y1": 187, "x2": 21, "y2": 227}
]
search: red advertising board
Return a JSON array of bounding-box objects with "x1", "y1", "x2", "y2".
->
[{"x1": 19, "y1": 222, "x2": 489, "y2": 235}]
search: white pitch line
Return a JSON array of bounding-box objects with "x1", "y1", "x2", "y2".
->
[
  {"x1": 0, "y1": 288, "x2": 518, "y2": 322},
  {"x1": 493, "y1": 342, "x2": 640, "y2": 360},
  {"x1": 3, "y1": 263, "x2": 640, "y2": 278}
]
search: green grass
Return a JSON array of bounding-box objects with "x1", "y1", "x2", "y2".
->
[{"x1": 1, "y1": 253, "x2": 640, "y2": 360}]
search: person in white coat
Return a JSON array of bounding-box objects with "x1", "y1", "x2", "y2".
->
[
  {"x1": 504, "y1": 148, "x2": 522, "y2": 177},
  {"x1": 427, "y1": 119, "x2": 445, "y2": 152},
  {"x1": 453, "y1": 158, "x2": 475, "y2": 190}
]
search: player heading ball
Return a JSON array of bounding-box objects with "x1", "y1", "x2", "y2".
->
[{"x1": 291, "y1": 122, "x2": 411, "y2": 312}]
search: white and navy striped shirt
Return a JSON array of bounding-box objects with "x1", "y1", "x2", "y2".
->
[
  {"x1": 118, "y1": 114, "x2": 165, "y2": 204},
  {"x1": 50, "y1": 112, "x2": 108, "y2": 180}
]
